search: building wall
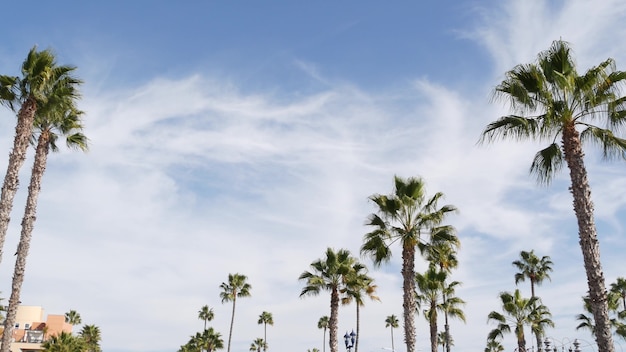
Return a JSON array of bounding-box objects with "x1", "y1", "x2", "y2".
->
[{"x1": 2, "y1": 306, "x2": 73, "y2": 352}]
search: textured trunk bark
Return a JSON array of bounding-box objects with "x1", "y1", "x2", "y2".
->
[
  {"x1": 0, "y1": 97, "x2": 37, "y2": 268},
  {"x1": 227, "y1": 295, "x2": 236, "y2": 352},
  {"x1": 402, "y1": 243, "x2": 417, "y2": 352},
  {"x1": 516, "y1": 326, "x2": 526, "y2": 352},
  {"x1": 0, "y1": 132, "x2": 49, "y2": 352},
  {"x1": 329, "y1": 287, "x2": 339, "y2": 352},
  {"x1": 429, "y1": 303, "x2": 437, "y2": 352},
  {"x1": 443, "y1": 290, "x2": 450, "y2": 352},
  {"x1": 562, "y1": 122, "x2": 614, "y2": 352}
]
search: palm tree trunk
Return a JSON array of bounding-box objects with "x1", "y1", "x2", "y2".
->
[
  {"x1": 443, "y1": 290, "x2": 450, "y2": 352},
  {"x1": 402, "y1": 244, "x2": 417, "y2": 352},
  {"x1": 355, "y1": 303, "x2": 360, "y2": 352},
  {"x1": 323, "y1": 327, "x2": 327, "y2": 352},
  {"x1": 390, "y1": 326, "x2": 394, "y2": 352},
  {"x1": 0, "y1": 132, "x2": 49, "y2": 352},
  {"x1": 227, "y1": 296, "x2": 236, "y2": 352},
  {"x1": 429, "y1": 306, "x2": 437, "y2": 352},
  {"x1": 562, "y1": 123, "x2": 614, "y2": 352},
  {"x1": 329, "y1": 287, "x2": 339, "y2": 352},
  {"x1": 0, "y1": 97, "x2": 37, "y2": 268},
  {"x1": 264, "y1": 323, "x2": 267, "y2": 352}
]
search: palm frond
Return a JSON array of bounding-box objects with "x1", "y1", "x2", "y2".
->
[
  {"x1": 580, "y1": 126, "x2": 626, "y2": 160},
  {"x1": 529, "y1": 143, "x2": 563, "y2": 184}
]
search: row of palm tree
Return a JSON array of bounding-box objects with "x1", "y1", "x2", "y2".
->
[{"x1": 0, "y1": 46, "x2": 87, "y2": 352}]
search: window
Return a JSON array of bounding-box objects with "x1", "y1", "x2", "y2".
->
[
  {"x1": 14, "y1": 323, "x2": 18, "y2": 329},
  {"x1": 24, "y1": 323, "x2": 30, "y2": 330}
]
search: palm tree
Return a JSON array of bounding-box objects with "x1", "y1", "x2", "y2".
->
[
  {"x1": 512, "y1": 250, "x2": 553, "y2": 298},
  {"x1": 0, "y1": 47, "x2": 80, "y2": 271},
  {"x1": 198, "y1": 305, "x2": 215, "y2": 331},
  {"x1": 257, "y1": 311, "x2": 273, "y2": 351},
  {"x1": 610, "y1": 277, "x2": 626, "y2": 312},
  {"x1": 2, "y1": 102, "x2": 87, "y2": 351},
  {"x1": 299, "y1": 248, "x2": 356, "y2": 352},
  {"x1": 64, "y1": 310, "x2": 82, "y2": 326},
  {"x1": 480, "y1": 39, "x2": 626, "y2": 352},
  {"x1": 202, "y1": 328, "x2": 224, "y2": 352},
  {"x1": 440, "y1": 280, "x2": 466, "y2": 352},
  {"x1": 385, "y1": 315, "x2": 399, "y2": 352},
  {"x1": 415, "y1": 267, "x2": 447, "y2": 352},
  {"x1": 341, "y1": 262, "x2": 379, "y2": 352},
  {"x1": 484, "y1": 339, "x2": 504, "y2": 352},
  {"x1": 220, "y1": 273, "x2": 252, "y2": 352},
  {"x1": 576, "y1": 291, "x2": 626, "y2": 339},
  {"x1": 41, "y1": 331, "x2": 86, "y2": 352},
  {"x1": 79, "y1": 324, "x2": 102, "y2": 352},
  {"x1": 529, "y1": 302, "x2": 554, "y2": 352},
  {"x1": 486, "y1": 289, "x2": 546, "y2": 352},
  {"x1": 0, "y1": 49, "x2": 81, "y2": 352},
  {"x1": 318, "y1": 316, "x2": 330, "y2": 352},
  {"x1": 361, "y1": 176, "x2": 457, "y2": 352},
  {"x1": 249, "y1": 338, "x2": 267, "y2": 352},
  {"x1": 424, "y1": 237, "x2": 461, "y2": 352}
]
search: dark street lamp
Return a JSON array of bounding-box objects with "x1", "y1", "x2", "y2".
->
[{"x1": 344, "y1": 330, "x2": 356, "y2": 352}]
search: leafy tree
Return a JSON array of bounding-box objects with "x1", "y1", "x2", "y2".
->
[
  {"x1": 41, "y1": 331, "x2": 87, "y2": 352},
  {"x1": 198, "y1": 305, "x2": 215, "y2": 331},
  {"x1": 480, "y1": 39, "x2": 626, "y2": 352},
  {"x1": 0, "y1": 48, "x2": 82, "y2": 352},
  {"x1": 318, "y1": 316, "x2": 330, "y2": 352},
  {"x1": 361, "y1": 176, "x2": 456, "y2": 352},
  {"x1": 487, "y1": 289, "x2": 547, "y2": 352},
  {"x1": 257, "y1": 311, "x2": 273, "y2": 351},
  {"x1": 220, "y1": 273, "x2": 252, "y2": 352},
  {"x1": 299, "y1": 248, "x2": 356, "y2": 352},
  {"x1": 384, "y1": 315, "x2": 399, "y2": 352},
  {"x1": 249, "y1": 338, "x2": 267, "y2": 352},
  {"x1": 79, "y1": 324, "x2": 102, "y2": 352},
  {"x1": 512, "y1": 250, "x2": 553, "y2": 298},
  {"x1": 341, "y1": 262, "x2": 379, "y2": 352}
]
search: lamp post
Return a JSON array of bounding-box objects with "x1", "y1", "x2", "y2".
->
[{"x1": 344, "y1": 330, "x2": 356, "y2": 352}]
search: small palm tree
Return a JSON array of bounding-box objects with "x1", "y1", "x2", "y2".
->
[
  {"x1": 220, "y1": 273, "x2": 252, "y2": 352},
  {"x1": 41, "y1": 331, "x2": 87, "y2": 352},
  {"x1": 529, "y1": 302, "x2": 554, "y2": 352},
  {"x1": 299, "y1": 248, "x2": 356, "y2": 352},
  {"x1": 512, "y1": 250, "x2": 553, "y2": 298},
  {"x1": 484, "y1": 339, "x2": 504, "y2": 352},
  {"x1": 198, "y1": 305, "x2": 215, "y2": 331},
  {"x1": 576, "y1": 291, "x2": 626, "y2": 339},
  {"x1": 257, "y1": 311, "x2": 273, "y2": 351},
  {"x1": 79, "y1": 324, "x2": 102, "y2": 352},
  {"x1": 487, "y1": 289, "x2": 546, "y2": 352},
  {"x1": 385, "y1": 315, "x2": 399, "y2": 352},
  {"x1": 249, "y1": 338, "x2": 267, "y2": 352},
  {"x1": 318, "y1": 316, "x2": 329, "y2": 352},
  {"x1": 341, "y1": 262, "x2": 379, "y2": 352},
  {"x1": 610, "y1": 277, "x2": 626, "y2": 312},
  {"x1": 415, "y1": 267, "x2": 447, "y2": 352},
  {"x1": 64, "y1": 310, "x2": 82, "y2": 326},
  {"x1": 361, "y1": 176, "x2": 457, "y2": 352},
  {"x1": 480, "y1": 39, "x2": 626, "y2": 352}
]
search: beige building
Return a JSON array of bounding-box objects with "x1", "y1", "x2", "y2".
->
[{"x1": 1, "y1": 306, "x2": 73, "y2": 352}]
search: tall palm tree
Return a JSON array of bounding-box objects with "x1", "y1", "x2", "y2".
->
[
  {"x1": 257, "y1": 311, "x2": 273, "y2": 352},
  {"x1": 318, "y1": 316, "x2": 330, "y2": 352},
  {"x1": 341, "y1": 262, "x2": 379, "y2": 352},
  {"x1": 480, "y1": 39, "x2": 626, "y2": 352},
  {"x1": 385, "y1": 315, "x2": 399, "y2": 352},
  {"x1": 299, "y1": 248, "x2": 356, "y2": 352},
  {"x1": 0, "y1": 46, "x2": 80, "y2": 270},
  {"x1": 486, "y1": 289, "x2": 545, "y2": 352},
  {"x1": 610, "y1": 277, "x2": 626, "y2": 312},
  {"x1": 2, "y1": 102, "x2": 87, "y2": 352},
  {"x1": 249, "y1": 338, "x2": 267, "y2": 352},
  {"x1": 220, "y1": 273, "x2": 252, "y2": 352},
  {"x1": 198, "y1": 305, "x2": 215, "y2": 331},
  {"x1": 512, "y1": 250, "x2": 554, "y2": 298},
  {"x1": 79, "y1": 324, "x2": 102, "y2": 352},
  {"x1": 0, "y1": 50, "x2": 81, "y2": 352},
  {"x1": 361, "y1": 176, "x2": 457, "y2": 352}
]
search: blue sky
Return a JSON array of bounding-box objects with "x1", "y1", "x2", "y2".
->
[{"x1": 1, "y1": 1, "x2": 626, "y2": 352}]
